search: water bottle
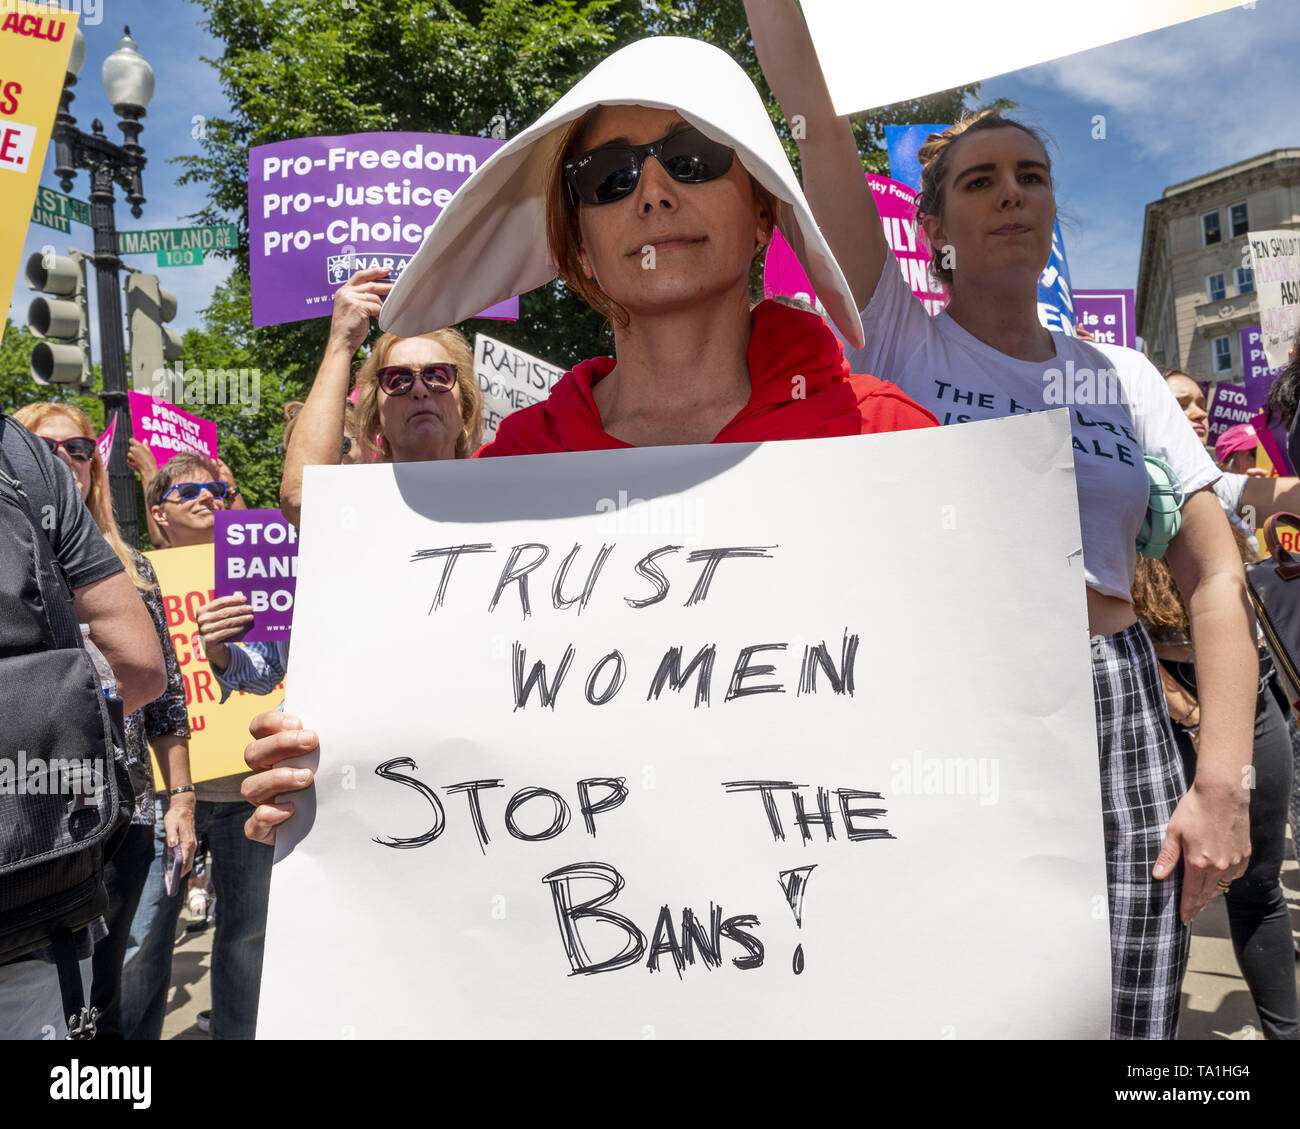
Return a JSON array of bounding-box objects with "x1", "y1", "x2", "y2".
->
[
  {"x1": 80, "y1": 624, "x2": 126, "y2": 814},
  {"x1": 80, "y1": 624, "x2": 117, "y2": 700}
]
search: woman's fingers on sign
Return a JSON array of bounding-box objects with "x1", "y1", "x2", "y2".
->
[
  {"x1": 245, "y1": 802, "x2": 294, "y2": 847},
  {"x1": 244, "y1": 712, "x2": 318, "y2": 773},
  {"x1": 242, "y1": 713, "x2": 316, "y2": 844},
  {"x1": 241, "y1": 762, "x2": 315, "y2": 808}
]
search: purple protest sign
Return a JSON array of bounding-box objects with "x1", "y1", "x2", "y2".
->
[
  {"x1": 213, "y1": 510, "x2": 297, "y2": 641},
  {"x1": 128, "y1": 392, "x2": 218, "y2": 468},
  {"x1": 1074, "y1": 290, "x2": 1135, "y2": 350},
  {"x1": 765, "y1": 173, "x2": 948, "y2": 315},
  {"x1": 1206, "y1": 383, "x2": 1256, "y2": 451},
  {"x1": 248, "y1": 131, "x2": 518, "y2": 328},
  {"x1": 1241, "y1": 324, "x2": 1285, "y2": 416}
]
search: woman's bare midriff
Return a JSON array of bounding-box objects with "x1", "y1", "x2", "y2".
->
[{"x1": 1087, "y1": 588, "x2": 1138, "y2": 640}]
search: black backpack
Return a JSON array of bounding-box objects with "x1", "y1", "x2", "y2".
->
[{"x1": 0, "y1": 428, "x2": 132, "y2": 1039}]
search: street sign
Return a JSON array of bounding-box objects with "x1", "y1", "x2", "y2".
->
[
  {"x1": 157, "y1": 247, "x2": 205, "y2": 268},
  {"x1": 119, "y1": 224, "x2": 238, "y2": 255},
  {"x1": 30, "y1": 186, "x2": 91, "y2": 234}
]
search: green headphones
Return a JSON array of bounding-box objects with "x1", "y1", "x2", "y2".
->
[{"x1": 1136, "y1": 455, "x2": 1184, "y2": 560}]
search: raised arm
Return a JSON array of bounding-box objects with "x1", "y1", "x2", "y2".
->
[
  {"x1": 280, "y1": 267, "x2": 391, "y2": 527},
  {"x1": 744, "y1": 0, "x2": 887, "y2": 310}
]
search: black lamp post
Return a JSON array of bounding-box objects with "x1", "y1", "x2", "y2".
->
[{"x1": 52, "y1": 26, "x2": 155, "y2": 547}]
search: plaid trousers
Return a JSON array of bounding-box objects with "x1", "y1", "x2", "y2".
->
[{"x1": 1092, "y1": 621, "x2": 1191, "y2": 1040}]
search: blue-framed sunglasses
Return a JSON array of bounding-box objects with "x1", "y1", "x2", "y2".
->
[{"x1": 161, "y1": 481, "x2": 229, "y2": 504}]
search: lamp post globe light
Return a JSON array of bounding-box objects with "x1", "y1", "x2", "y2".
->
[{"x1": 50, "y1": 27, "x2": 156, "y2": 546}]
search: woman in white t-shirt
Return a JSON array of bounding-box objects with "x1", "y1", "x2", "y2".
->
[{"x1": 748, "y1": 0, "x2": 1256, "y2": 1040}]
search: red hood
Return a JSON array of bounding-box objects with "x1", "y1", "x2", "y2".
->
[{"x1": 477, "y1": 300, "x2": 935, "y2": 456}]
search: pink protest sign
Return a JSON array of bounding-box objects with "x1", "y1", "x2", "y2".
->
[
  {"x1": 128, "y1": 392, "x2": 219, "y2": 468},
  {"x1": 95, "y1": 415, "x2": 116, "y2": 467},
  {"x1": 764, "y1": 173, "x2": 948, "y2": 316},
  {"x1": 1251, "y1": 411, "x2": 1295, "y2": 478}
]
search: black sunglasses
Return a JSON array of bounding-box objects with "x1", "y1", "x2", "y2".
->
[
  {"x1": 161, "y1": 481, "x2": 229, "y2": 504},
  {"x1": 378, "y1": 363, "x2": 458, "y2": 396},
  {"x1": 563, "y1": 125, "x2": 736, "y2": 206},
  {"x1": 41, "y1": 435, "x2": 96, "y2": 463}
]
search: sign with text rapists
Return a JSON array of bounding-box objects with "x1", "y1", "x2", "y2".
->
[
  {"x1": 258, "y1": 411, "x2": 1111, "y2": 1038},
  {"x1": 474, "y1": 333, "x2": 565, "y2": 442},
  {"x1": 145, "y1": 544, "x2": 284, "y2": 788}
]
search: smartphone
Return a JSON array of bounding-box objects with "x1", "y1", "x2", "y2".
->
[{"x1": 163, "y1": 844, "x2": 184, "y2": 898}]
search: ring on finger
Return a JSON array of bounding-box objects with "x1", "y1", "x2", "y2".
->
[{"x1": 1216, "y1": 879, "x2": 1231, "y2": 893}]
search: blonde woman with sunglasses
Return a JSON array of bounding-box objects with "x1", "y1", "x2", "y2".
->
[{"x1": 278, "y1": 267, "x2": 483, "y2": 529}]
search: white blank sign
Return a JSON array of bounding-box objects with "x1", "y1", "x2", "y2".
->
[{"x1": 799, "y1": 0, "x2": 1241, "y2": 114}]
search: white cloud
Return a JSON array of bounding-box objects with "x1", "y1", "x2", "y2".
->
[{"x1": 1016, "y1": 0, "x2": 1300, "y2": 169}]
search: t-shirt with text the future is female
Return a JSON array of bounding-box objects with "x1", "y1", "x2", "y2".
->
[{"x1": 840, "y1": 255, "x2": 1220, "y2": 601}]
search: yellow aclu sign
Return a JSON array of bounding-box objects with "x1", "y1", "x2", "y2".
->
[{"x1": 0, "y1": 2, "x2": 77, "y2": 331}]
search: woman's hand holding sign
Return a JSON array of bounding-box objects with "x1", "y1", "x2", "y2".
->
[
  {"x1": 243, "y1": 712, "x2": 317, "y2": 845},
  {"x1": 330, "y1": 266, "x2": 393, "y2": 357}
]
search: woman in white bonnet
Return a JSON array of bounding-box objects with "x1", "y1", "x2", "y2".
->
[{"x1": 237, "y1": 35, "x2": 936, "y2": 848}]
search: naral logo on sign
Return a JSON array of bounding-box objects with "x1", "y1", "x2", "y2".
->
[{"x1": 325, "y1": 252, "x2": 412, "y2": 285}]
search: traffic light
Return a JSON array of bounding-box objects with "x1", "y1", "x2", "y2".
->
[
  {"x1": 124, "y1": 272, "x2": 182, "y2": 392},
  {"x1": 26, "y1": 251, "x2": 92, "y2": 389}
]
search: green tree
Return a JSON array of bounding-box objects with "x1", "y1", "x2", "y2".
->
[
  {"x1": 177, "y1": 0, "x2": 986, "y2": 379},
  {"x1": 175, "y1": 272, "x2": 295, "y2": 511}
]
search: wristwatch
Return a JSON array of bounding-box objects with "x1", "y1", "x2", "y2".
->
[{"x1": 168, "y1": 784, "x2": 195, "y2": 796}]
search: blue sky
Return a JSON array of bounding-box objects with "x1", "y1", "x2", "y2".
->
[
  {"x1": 979, "y1": 0, "x2": 1300, "y2": 292},
  {"x1": 11, "y1": 0, "x2": 233, "y2": 348},
  {"x1": 11, "y1": 0, "x2": 1300, "y2": 351}
]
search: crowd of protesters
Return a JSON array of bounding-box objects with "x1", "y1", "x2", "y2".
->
[{"x1": 3, "y1": 0, "x2": 1298, "y2": 1042}]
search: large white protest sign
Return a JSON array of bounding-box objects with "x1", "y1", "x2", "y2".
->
[
  {"x1": 475, "y1": 333, "x2": 565, "y2": 442},
  {"x1": 259, "y1": 410, "x2": 1111, "y2": 1039},
  {"x1": 1248, "y1": 230, "x2": 1300, "y2": 372},
  {"x1": 798, "y1": 0, "x2": 1240, "y2": 114}
]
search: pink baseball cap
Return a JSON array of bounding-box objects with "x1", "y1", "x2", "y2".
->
[{"x1": 1215, "y1": 423, "x2": 1258, "y2": 463}]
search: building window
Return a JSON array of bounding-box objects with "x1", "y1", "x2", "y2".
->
[
  {"x1": 1236, "y1": 266, "x2": 1255, "y2": 295},
  {"x1": 1203, "y1": 211, "x2": 1221, "y2": 245},
  {"x1": 1230, "y1": 202, "x2": 1249, "y2": 238},
  {"x1": 1213, "y1": 336, "x2": 1233, "y2": 373},
  {"x1": 1206, "y1": 272, "x2": 1226, "y2": 302}
]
